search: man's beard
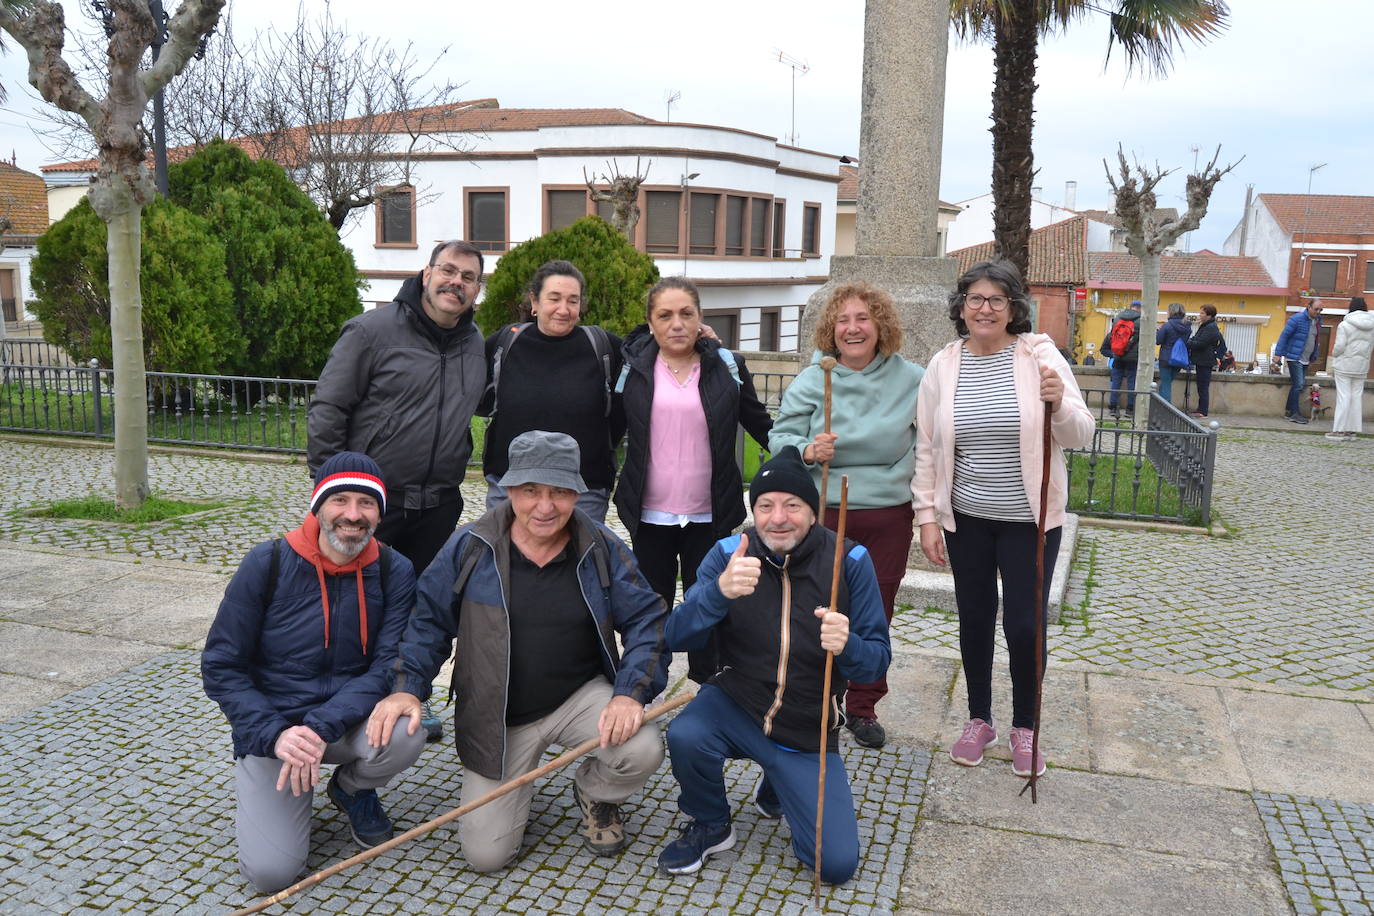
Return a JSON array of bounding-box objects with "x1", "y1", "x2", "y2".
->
[
  {"x1": 759, "y1": 528, "x2": 805, "y2": 554},
  {"x1": 322, "y1": 518, "x2": 376, "y2": 559}
]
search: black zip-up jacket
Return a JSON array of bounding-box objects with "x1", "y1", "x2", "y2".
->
[
  {"x1": 613, "y1": 325, "x2": 774, "y2": 540},
  {"x1": 1187, "y1": 318, "x2": 1222, "y2": 367},
  {"x1": 308, "y1": 273, "x2": 486, "y2": 510},
  {"x1": 667, "y1": 524, "x2": 890, "y2": 752}
]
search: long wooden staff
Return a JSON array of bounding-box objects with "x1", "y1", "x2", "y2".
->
[
  {"x1": 232, "y1": 692, "x2": 694, "y2": 915},
  {"x1": 1019, "y1": 401, "x2": 1054, "y2": 804},
  {"x1": 818, "y1": 356, "x2": 837, "y2": 512},
  {"x1": 813, "y1": 475, "x2": 848, "y2": 906}
]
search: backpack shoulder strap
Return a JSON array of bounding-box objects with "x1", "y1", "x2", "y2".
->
[
  {"x1": 717, "y1": 347, "x2": 742, "y2": 389},
  {"x1": 580, "y1": 325, "x2": 615, "y2": 416},
  {"x1": 261, "y1": 538, "x2": 282, "y2": 609},
  {"x1": 487, "y1": 322, "x2": 532, "y2": 416}
]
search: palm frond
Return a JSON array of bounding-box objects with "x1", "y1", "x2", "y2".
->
[{"x1": 1105, "y1": 0, "x2": 1230, "y2": 76}]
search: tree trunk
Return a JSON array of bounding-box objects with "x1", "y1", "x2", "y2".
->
[
  {"x1": 990, "y1": 1, "x2": 1038, "y2": 282},
  {"x1": 100, "y1": 186, "x2": 151, "y2": 508},
  {"x1": 1132, "y1": 252, "x2": 1162, "y2": 423}
]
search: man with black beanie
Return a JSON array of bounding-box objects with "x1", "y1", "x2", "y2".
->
[{"x1": 656, "y1": 446, "x2": 889, "y2": 884}]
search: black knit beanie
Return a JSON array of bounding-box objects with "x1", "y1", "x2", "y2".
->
[{"x1": 749, "y1": 446, "x2": 819, "y2": 516}]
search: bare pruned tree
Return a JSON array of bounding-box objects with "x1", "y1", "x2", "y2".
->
[
  {"x1": 1105, "y1": 143, "x2": 1240, "y2": 420},
  {"x1": 585, "y1": 158, "x2": 651, "y2": 240}
]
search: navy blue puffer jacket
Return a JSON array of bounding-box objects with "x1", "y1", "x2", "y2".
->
[{"x1": 202, "y1": 533, "x2": 416, "y2": 759}]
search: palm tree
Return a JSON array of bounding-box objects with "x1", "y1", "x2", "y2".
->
[{"x1": 949, "y1": 0, "x2": 1230, "y2": 280}]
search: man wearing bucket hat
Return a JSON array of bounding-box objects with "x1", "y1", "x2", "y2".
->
[
  {"x1": 368, "y1": 430, "x2": 669, "y2": 870},
  {"x1": 202, "y1": 452, "x2": 426, "y2": 894}
]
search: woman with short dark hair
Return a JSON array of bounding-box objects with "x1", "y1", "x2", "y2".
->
[
  {"x1": 913, "y1": 259, "x2": 1094, "y2": 779},
  {"x1": 1186, "y1": 304, "x2": 1221, "y2": 418}
]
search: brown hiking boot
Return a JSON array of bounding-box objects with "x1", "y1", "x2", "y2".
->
[{"x1": 572, "y1": 781, "x2": 627, "y2": 856}]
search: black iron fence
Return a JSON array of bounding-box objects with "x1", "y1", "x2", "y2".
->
[
  {"x1": 1072, "y1": 388, "x2": 1217, "y2": 526},
  {"x1": 0, "y1": 339, "x2": 74, "y2": 368},
  {"x1": 1, "y1": 359, "x2": 1216, "y2": 524}
]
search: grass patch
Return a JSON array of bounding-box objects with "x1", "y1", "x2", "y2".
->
[
  {"x1": 1067, "y1": 452, "x2": 1202, "y2": 526},
  {"x1": 30, "y1": 494, "x2": 227, "y2": 524},
  {"x1": 1064, "y1": 539, "x2": 1097, "y2": 631}
]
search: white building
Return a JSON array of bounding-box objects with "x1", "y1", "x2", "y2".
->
[{"x1": 0, "y1": 161, "x2": 47, "y2": 329}]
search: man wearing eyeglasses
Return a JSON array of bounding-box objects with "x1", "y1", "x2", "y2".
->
[{"x1": 310, "y1": 240, "x2": 488, "y2": 582}]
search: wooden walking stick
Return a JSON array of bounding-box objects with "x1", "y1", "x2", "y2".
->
[
  {"x1": 818, "y1": 356, "x2": 837, "y2": 513},
  {"x1": 1019, "y1": 401, "x2": 1055, "y2": 804},
  {"x1": 231, "y1": 691, "x2": 693, "y2": 915},
  {"x1": 813, "y1": 475, "x2": 848, "y2": 907}
]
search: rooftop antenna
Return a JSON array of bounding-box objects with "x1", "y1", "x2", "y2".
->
[
  {"x1": 665, "y1": 90, "x2": 681, "y2": 123},
  {"x1": 774, "y1": 50, "x2": 810, "y2": 145}
]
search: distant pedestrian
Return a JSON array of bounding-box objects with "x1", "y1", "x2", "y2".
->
[
  {"x1": 1327, "y1": 297, "x2": 1374, "y2": 440},
  {"x1": 1155, "y1": 302, "x2": 1192, "y2": 405},
  {"x1": 1186, "y1": 305, "x2": 1222, "y2": 418},
  {"x1": 1102, "y1": 300, "x2": 1142, "y2": 418},
  {"x1": 202, "y1": 453, "x2": 424, "y2": 894},
  {"x1": 1274, "y1": 299, "x2": 1325, "y2": 424},
  {"x1": 913, "y1": 259, "x2": 1094, "y2": 779}
]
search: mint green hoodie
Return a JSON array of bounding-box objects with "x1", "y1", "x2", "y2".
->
[{"x1": 769, "y1": 352, "x2": 924, "y2": 510}]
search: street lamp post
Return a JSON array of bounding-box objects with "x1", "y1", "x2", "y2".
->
[{"x1": 680, "y1": 170, "x2": 699, "y2": 277}]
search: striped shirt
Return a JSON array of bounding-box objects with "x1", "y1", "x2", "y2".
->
[{"x1": 951, "y1": 344, "x2": 1032, "y2": 522}]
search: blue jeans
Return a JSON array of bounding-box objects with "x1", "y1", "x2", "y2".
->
[
  {"x1": 484, "y1": 474, "x2": 610, "y2": 524},
  {"x1": 1158, "y1": 364, "x2": 1178, "y2": 405},
  {"x1": 1285, "y1": 360, "x2": 1307, "y2": 418},
  {"x1": 665, "y1": 684, "x2": 860, "y2": 884},
  {"x1": 1109, "y1": 361, "x2": 1136, "y2": 411}
]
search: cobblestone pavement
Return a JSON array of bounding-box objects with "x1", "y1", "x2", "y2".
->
[
  {"x1": 1255, "y1": 794, "x2": 1374, "y2": 915},
  {"x1": 0, "y1": 652, "x2": 928, "y2": 915},
  {"x1": 889, "y1": 427, "x2": 1374, "y2": 693}
]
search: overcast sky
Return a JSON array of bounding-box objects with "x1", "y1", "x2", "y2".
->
[{"x1": 2, "y1": 0, "x2": 1368, "y2": 252}]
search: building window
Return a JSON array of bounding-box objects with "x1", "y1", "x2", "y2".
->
[
  {"x1": 595, "y1": 198, "x2": 615, "y2": 223},
  {"x1": 802, "y1": 203, "x2": 821, "y2": 256},
  {"x1": 1364, "y1": 260, "x2": 1373, "y2": 292},
  {"x1": 1308, "y1": 259, "x2": 1338, "y2": 293},
  {"x1": 772, "y1": 200, "x2": 786, "y2": 258},
  {"x1": 703, "y1": 311, "x2": 738, "y2": 349},
  {"x1": 759, "y1": 309, "x2": 780, "y2": 351},
  {"x1": 375, "y1": 185, "x2": 415, "y2": 247},
  {"x1": 645, "y1": 190, "x2": 682, "y2": 254},
  {"x1": 547, "y1": 189, "x2": 588, "y2": 232},
  {"x1": 689, "y1": 192, "x2": 718, "y2": 255},
  {"x1": 466, "y1": 188, "x2": 508, "y2": 252},
  {"x1": 1, "y1": 268, "x2": 17, "y2": 322},
  {"x1": 725, "y1": 195, "x2": 747, "y2": 256},
  {"x1": 750, "y1": 200, "x2": 769, "y2": 257}
]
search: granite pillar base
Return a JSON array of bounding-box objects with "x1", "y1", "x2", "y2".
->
[{"x1": 800, "y1": 254, "x2": 960, "y2": 367}]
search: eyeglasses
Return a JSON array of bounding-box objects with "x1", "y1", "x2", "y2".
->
[
  {"x1": 431, "y1": 263, "x2": 481, "y2": 284},
  {"x1": 962, "y1": 293, "x2": 1010, "y2": 312}
]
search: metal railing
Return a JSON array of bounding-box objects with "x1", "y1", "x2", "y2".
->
[
  {"x1": 1071, "y1": 388, "x2": 1218, "y2": 526},
  {"x1": 0, "y1": 361, "x2": 314, "y2": 454},
  {"x1": 0, "y1": 339, "x2": 75, "y2": 368}
]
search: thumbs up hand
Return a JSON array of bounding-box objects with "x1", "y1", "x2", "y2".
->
[{"x1": 717, "y1": 533, "x2": 762, "y2": 599}]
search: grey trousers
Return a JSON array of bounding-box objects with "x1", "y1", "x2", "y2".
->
[
  {"x1": 235, "y1": 716, "x2": 427, "y2": 893},
  {"x1": 458, "y1": 678, "x2": 664, "y2": 872}
]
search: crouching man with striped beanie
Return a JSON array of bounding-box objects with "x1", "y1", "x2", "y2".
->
[{"x1": 202, "y1": 451, "x2": 425, "y2": 894}]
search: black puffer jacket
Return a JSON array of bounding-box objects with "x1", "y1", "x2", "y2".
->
[
  {"x1": 1187, "y1": 318, "x2": 1222, "y2": 367},
  {"x1": 613, "y1": 325, "x2": 773, "y2": 540},
  {"x1": 308, "y1": 273, "x2": 486, "y2": 510}
]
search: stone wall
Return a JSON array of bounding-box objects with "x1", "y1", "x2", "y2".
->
[{"x1": 1071, "y1": 366, "x2": 1374, "y2": 420}]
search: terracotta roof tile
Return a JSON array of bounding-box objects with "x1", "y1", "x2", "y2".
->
[
  {"x1": 838, "y1": 164, "x2": 858, "y2": 200},
  {"x1": 0, "y1": 163, "x2": 48, "y2": 235},
  {"x1": 949, "y1": 215, "x2": 1087, "y2": 285},
  {"x1": 1259, "y1": 194, "x2": 1374, "y2": 235},
  {"x1": 1088, "y1": 250, "x2": 1276, "y2": 287},
  {"x1": 1079, "y1": 207, "x2": 1179, "y2": 227}
]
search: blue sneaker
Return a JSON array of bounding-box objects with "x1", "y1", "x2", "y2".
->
[
  {"x1": 327, "y1": 771, "x2": 394, "y2": 848},
  {"x1": 658, "y1": 820, "x2": 736, "y2": 875},
  {"x1": 753, "y1": 773, "x2": 782, "y2": 819}
]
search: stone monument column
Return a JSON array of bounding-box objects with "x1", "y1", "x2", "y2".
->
[{"x1": 799, "y1": 0, "x2": 958, "y2": 364}]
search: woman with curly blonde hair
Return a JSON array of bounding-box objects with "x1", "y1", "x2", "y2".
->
[{"x1": 769, "y1": 281, "x2": 924, "y2": 749}]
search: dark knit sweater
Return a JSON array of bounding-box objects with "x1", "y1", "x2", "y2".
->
[{"x1": 482, "y1": 324, "x2": 624, "y2": 490}]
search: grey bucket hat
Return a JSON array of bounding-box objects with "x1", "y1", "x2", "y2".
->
[{"x1": 497, "y1": 430, "x2": 588, "y2": 494}]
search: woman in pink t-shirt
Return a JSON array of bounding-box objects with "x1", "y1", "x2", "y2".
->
[{"x1": 613, "y1": 278, "x2": 773, "y2": 683}]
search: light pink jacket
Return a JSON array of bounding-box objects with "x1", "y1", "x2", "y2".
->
[{"x1": 912, "y1": 333, "x2": 1095, "y2": 532}]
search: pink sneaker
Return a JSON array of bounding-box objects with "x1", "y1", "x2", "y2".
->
[
  {"x1": 1009, "y1": 727, "x2": 1046, "y2": 777},
  {"x1": 949, "y1": 718, "x2": 997, "y2": 766}
]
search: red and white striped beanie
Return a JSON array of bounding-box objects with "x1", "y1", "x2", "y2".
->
[{"x1": 310, "y1": 451, "x2": 387, "y2": 515}]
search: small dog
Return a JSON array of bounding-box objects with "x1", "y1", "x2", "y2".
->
[{"x1": 1310, "y1": 383, "x2": 1329, "y2": 420}]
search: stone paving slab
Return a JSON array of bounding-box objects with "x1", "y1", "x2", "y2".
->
[
  {"x1": 0, "y1": 621, "x2": 166, "y2": 687},
  {"x1": 898, "y1": 820, "x2": 1290, "y2": 916},
  {"x1": 1085, "y1": 674, "x2": 1250, "y2": 790},
  {"x1": 936, "y1": 665, "x2": 1092, "y2": 773},
  {"x1": 1256, "y1": 793, "x2": 1374, "y2": 916},
  {"x1": 921, "y1": 754, "x2": 1270, "y2": 865},
  {"x1": 1225, "y1": 689, "x2": 1374, "y2": 804},
  {"x1": 0, "y1": 652, "x2": 931, "y2": 915}
]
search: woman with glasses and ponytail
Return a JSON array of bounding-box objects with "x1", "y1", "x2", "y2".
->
[{"x1": 911, "y1": 259, "x2": 1093, "y2": 780}]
